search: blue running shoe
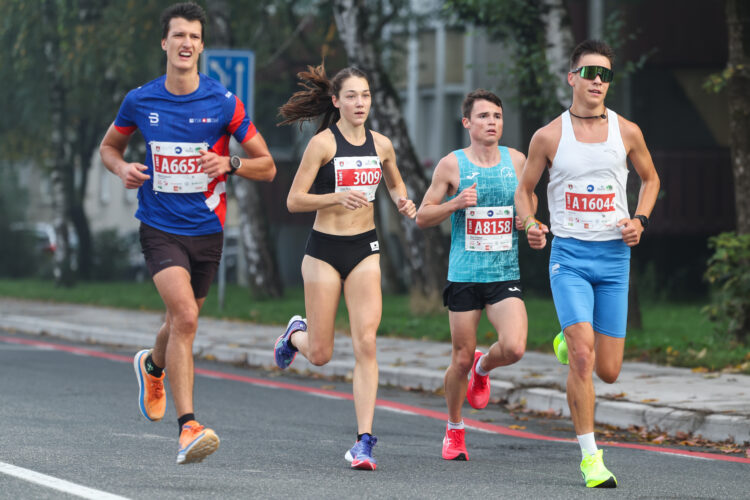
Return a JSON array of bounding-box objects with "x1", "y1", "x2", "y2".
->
[
  {"x1": 274, "y1": 315, "x2": 306, "y2": 369},
  {"x1": 345, "y1": 434, "x2": 378, "y2": 470}
]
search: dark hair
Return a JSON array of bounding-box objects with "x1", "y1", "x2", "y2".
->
[
  {"x1": 569, "y1": 39, "x2": 615, "y2": 70},
  {"x1": 462, "y1": 89, "x2": 503, "y2": 119},
  {"x1": 278, "y1": 64, "x2": 370, "y2": 133},
  {"x1": 160, "y1": 2, "x2": 207, "y2": 41}
]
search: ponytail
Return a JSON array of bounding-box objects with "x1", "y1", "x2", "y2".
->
[{"x1": 278, "y1": 64, "x2": 370, "y2": 134}]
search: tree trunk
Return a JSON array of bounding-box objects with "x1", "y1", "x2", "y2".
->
[
  {"x1": 333, "y1": 0, "x2": 448, "y2": 312},
  {"x1": 207, "y1": 0, "x2": 284, "y2": 297},
  {"x1": 727, "y1": 0, "x2": 750, "y2": 235},
  {"x1": 540, "y1": 0, "x2": 575, "y2": 110},
  {"x1": 43, "y1": 0, "x2": 75, "y2": 287}
]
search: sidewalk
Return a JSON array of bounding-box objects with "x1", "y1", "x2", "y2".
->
[{"x1": 1, "y1": 297, "x2": 749, "y2": 444}]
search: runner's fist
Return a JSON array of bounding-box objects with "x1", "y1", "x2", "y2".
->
[
  {"x1": 119, "y1": 163, "x2": 150, "y2": 189},
  {"x1": 338, "y1": 190, "x2": 370, "y2": 210},
  {"x1": 526, "y1": 222, "x2": 549, "y2": 250},
  {"x1": 198, "y1": 150, "x2": 226, "y2": 179},
  {"x1": 454, "y1": 182, "x2": 478, "y2": 210},
  {"x1": 618, "y1": 218, "x2": 642, "y2": 247},
  {"x1": 397, "y1": 197, "x2": 416, "y2": 219}
]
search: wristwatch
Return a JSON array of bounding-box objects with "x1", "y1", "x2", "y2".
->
[
  {"x1": 634, "y1": 214, "x2": 649, "y2": 230},
  {"x1": 228, "y1": 155, "x2": 241, "y2": 175}
]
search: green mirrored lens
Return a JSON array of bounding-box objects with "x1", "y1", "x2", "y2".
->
[{"x1": 578, "y1": 66, "x2": 613, "y2": 82}]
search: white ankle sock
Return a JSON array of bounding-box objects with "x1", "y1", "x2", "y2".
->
[
  {"x1": 577, "y1": 433, "x2": 598, "y2": 458},
  {"x1": 447, "y1": 420, "x2": 465, "y2": 430},
  {"x1": 475, "y1": 354, "x2": 490, "y2": 376}
]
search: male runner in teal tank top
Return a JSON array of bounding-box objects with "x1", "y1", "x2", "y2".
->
[{"x1": 416, "y1": 89, "x2": 533, "y2": 461}]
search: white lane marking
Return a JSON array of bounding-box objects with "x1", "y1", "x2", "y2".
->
[
  {"x1": 111, "y1": 432, "x2": 172, "y2": 441},
  {"x1": 0, "y1": 461, "x2": 130, "y2": 500}
]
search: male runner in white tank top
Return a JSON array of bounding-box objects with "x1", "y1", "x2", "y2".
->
[{"x1": 515, "y1": 40, "x2": 660, "y2": 488}]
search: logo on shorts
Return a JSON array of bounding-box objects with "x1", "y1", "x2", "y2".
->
[
  {"x1": 508, "y1": 287, "x2": 520, "y2": 292},
  {"x1": 370, "y1": 241, "x2": 379, "y2": 251},
  {"x1": 550, "y1": 263, "x2": 560, "y2": 275}
]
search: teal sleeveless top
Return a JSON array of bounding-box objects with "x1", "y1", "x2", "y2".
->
[{"x1": 447, "y1": 146, "x2": 520, "y2": 283}]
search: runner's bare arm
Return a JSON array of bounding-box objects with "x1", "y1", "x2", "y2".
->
[
  {"x1": 374, "y1": 132, "x2": 416, "y2": 218},
  {"x1": 415, "y1": 153, "x2": 469, "y2": 228},
  {"x1": 515, "y1": 128, "x2": 552, "y2": 249},
  {"x1": 617, "y1": 119, "x2": 661, "y2": 246},
  {"x1": 200, "y1": 133, "x2": 276, "y2": 181},
  {"x1": 99, "y1": 123, "x2": 150, "y2": 189},
  {"x1": 287, "y1": 131, "x2": 370, "y2": 213},
  {"x1": 509, "y1": 148, "x2": 537, "y2": 229}
]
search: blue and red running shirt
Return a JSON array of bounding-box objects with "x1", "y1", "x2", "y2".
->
[{"x1": 114, "y1": 73, "x2": 257, "y2": 236}]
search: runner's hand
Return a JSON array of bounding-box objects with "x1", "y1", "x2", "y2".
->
[
  {"x1": 526, "y1": 223, "x2": 549, "y2": 250},
  {"x1": 198, "y1": 150, "x2": 228, "y2": 179},
  {"x1": 337, "y1": 190, "x2": 370, "y2": 210},
  {"x1": 618, "y1": 218, "x2": 642, "y2": 247},
  {"x1": 118, "y1": 163, "x2": 150, "y2": 189},
  {"x1": 397, "y1": 197, "x2": 416, "y2": 219},
  {"x1": 453, "y1": 182, "x2": 477, "y2": 210}
]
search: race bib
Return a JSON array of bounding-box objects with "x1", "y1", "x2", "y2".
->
[
  {"x1": 465, "y1": 206, "x2": 513, "y2": 251},
  {"x1": 334, "y1": 156, "x2": 382, "y2": 202},
  {"x1": 564, "y1": 181, "x2": 617, "y2": 231},
  {"x1": 150, "y1": 141, "x2": 209, "y2": 193}
]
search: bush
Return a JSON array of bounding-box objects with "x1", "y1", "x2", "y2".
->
[{"x1": 703, "y1": 232, "x2": 750, "y2": 342}]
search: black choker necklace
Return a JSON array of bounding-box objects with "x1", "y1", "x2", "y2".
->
[{"x1": 568, "y1": 107, "x2": 606, "y2": 120}]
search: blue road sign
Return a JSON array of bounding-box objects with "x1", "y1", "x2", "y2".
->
[{"x1": 201, "y1": 49, "x2": 255, "y2": 119}]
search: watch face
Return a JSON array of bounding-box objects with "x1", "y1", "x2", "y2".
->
[{"x1": 231, "y1": 156, "x2": 241, "y2": 169}]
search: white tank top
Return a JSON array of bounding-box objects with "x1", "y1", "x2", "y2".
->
[{"x1": 547, "y1": 109, "x2": 629, "y2": 241}]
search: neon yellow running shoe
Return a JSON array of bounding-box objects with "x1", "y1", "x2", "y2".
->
[
  {"x1": 580, "y1": 450, "x2": 617, "y2": 488},
  {"x1": 553, "y1": 331, "x2": 569, "y2": 365}
]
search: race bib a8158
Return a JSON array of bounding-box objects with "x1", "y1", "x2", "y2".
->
[
  {"x1": 564, "y1": 181, "x2": 617, "y2": 231},
  {"x1": 150, "y1": 141, "x2": 209, "y2": 193},
  {"x1": 334, "y1": 156, "x2": 382, "y2": 202},
  {"x1": 465, "y1": 206, "x2": 513, "y2": 251}
]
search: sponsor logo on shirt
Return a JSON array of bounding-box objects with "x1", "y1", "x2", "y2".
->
[
  {"x1": 189, "y1": 117, "x2": 219, "y2": 124},
  {"x1": 149, "y1": 112, "x2": 159, "y2": 126}
]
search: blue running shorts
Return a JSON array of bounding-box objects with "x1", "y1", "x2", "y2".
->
[{"x1": 549, "y1": 237, "x2": 630, "y2": 338}]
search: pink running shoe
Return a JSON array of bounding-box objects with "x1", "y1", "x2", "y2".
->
[
  {"x1": 466, "y1": 350, "x2": 490, "y2": 409},
  {"x1": 442, "y1": 425, "x2": 468, "y2": 461}
]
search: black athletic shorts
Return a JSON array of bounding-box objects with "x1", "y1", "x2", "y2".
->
[
  {"x1": 442, "y1": 280, "x2": 523, "y2": 312},
  {"x1": 304, "y1": 229, "x2": 379, "y2": 279},
  {"x1": 139, "y1": 222, "x2": 223, "y2": 299}
]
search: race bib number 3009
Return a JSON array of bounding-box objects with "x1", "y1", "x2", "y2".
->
[
  {"x1": 150, "y1": 141, "x2": 209, "y2": 193},
  {"x1": 334, "y1": 156, "x2": 382, "y2": 202},
  {"x1": 564, "y1": 181, "x2": 617, "y2": 231},
  {"x1": 465, "y1": 206, "x2": 513, "y2": 252}
]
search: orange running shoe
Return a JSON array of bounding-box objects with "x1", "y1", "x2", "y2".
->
[
  {"x1": 133, "y1": 349, "x2": 166, "y2": 421},
  {"x1": 466, "y1": 350, "x2": 490, "y2": 409},
  {"x1": 177, "y1": 420, "x2": 220, "y2": 464},
  {"x1": 442, "y1": 425, "x2": 469, "y2": 461}
]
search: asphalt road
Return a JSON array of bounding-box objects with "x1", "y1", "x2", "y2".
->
[{"x1": 0, "y1": 331, "x2": 746, "y2": 499}]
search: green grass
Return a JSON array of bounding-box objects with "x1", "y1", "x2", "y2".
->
[{"x1": 1, "y1": 279, "x2": 747, "y2": 372}]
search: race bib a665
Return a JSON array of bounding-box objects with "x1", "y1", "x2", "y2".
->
[{"x1": 150, "y1": 141, "x2": 208, "y2": 193}]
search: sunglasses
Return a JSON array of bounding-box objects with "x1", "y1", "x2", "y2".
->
[{"x1": 571, "y1": 65, "x2": 614, "y2": 83}]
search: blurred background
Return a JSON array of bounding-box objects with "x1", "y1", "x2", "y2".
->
[{"x1": 1, "y1": 0, "x2": 747, "y2": 360}]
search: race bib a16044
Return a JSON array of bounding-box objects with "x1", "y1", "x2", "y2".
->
[{"x1": 563, "y1": 181, "x2": 617, "y2": 231}]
